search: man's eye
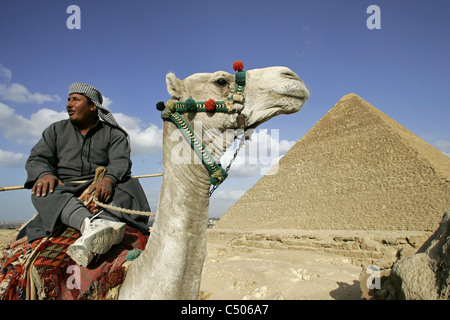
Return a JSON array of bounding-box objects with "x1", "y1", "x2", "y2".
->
[{"x1": 215, "y1": 78, "x2": 228, "y2": 86}]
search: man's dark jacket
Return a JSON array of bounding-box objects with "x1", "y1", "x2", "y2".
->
[{"x1": 23, "y1": 119, "x2": 150, "y2": 242}]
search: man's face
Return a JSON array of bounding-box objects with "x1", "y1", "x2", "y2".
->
[{"x1": 66, "y1": 93, "x2": 97, "y2": 125}]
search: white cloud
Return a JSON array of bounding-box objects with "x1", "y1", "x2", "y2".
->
[
  {"x1": 211, "y1": 188, "x2": 247, "y2": 201},
  {"x1": 279, "y1": 139, "x2": 296, "y2": 153},
  {"x1": 0, "y1": 64, "x2": 60, "y2": 104},
  {"x1": 0, "y1": 149, "x2": 27, "y2": 168},
  {"x1": 209, "y1": 187, "x2": 249, "y2": 217},
  {"x1": 0, "y1": 64, "x2": 12, "y2": 82},
  {"x1": 113, "y1": 112, "x2": 163, "y2": 156},
  {"x1": 102, "y1": 96, "x2": 113, "y2": 108},
  {"x1": 434, "y1": 140, "x2": 450, "y2": 157},
  {"x1": 0, "y1": 83, "x2": 61, "y2": 104},
  {"x1": 0, "y1": 102, "x2": 67, "y2": 144}
]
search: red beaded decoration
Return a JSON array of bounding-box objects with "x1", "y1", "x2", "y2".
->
[
  {"x1": 232, "y1": 60, "x2": 244, "y2": 72},
  {"x1": 205, "y1": 99, "x2": 216, "y2": 111}
]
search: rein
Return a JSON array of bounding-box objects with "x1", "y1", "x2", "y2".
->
[
  {"x1": 156, "y1": 61, "x2": 247, "y2": 190},
  {"x1": 80, "y1": 166, "x2": 156, "y2": 216}
]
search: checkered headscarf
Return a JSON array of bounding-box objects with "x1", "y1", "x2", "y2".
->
[{"x1": 68, "y1": 82, "x2": 127, "y2": 136}]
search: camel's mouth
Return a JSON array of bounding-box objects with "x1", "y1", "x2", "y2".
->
[
  {"x1": 270, "y1": 93, "x2": 308, "y2": 112},
  {"x1": 244, "y1": 94, "x2": 307, "y2": 130},
  {"x1": 283, "y1": 93, "x2": 307, "y2": 100},
  {"x1": 275, "y1": 85, "x2": 310, "y2": 100}
]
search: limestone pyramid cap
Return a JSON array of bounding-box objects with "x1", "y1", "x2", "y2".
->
[{"x1": 340, "y1": 93, "x2": 361, "y2": 100}]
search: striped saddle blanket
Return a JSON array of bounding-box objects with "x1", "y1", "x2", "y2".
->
[{"x1": 0, "y1": 224, "x2": 148, "y2": 300}]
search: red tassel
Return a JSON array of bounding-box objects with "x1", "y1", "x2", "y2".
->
[
  {"x1": 233, "y1": 61, "x2": 244, "y2": 72},
  {"x1": 205, "y1": 99, "x2": 216, "y2": 111}
]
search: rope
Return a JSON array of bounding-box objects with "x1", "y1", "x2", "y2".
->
[
  {"x1": 81, "y1": 166, "x2": 155, "y2": 217},
  {"x1": 93, "y1": 198, "x2": 155, "y2": 216},
  {"x1": 0, "y1": 173, "x2": 163, "y2": 192},
  {"x1": 162, "y1": 109, "x2": 228, "y2": 186},
  {"x1": 209, "y1": 133, "x2": 246, "y2": 196}
]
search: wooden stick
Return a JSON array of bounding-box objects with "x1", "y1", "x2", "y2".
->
[
  {"x1": 0, "y1": 185, "x2": 26, "y2": 192},
  {"x1": 0, "y1": 173, "x2": 163, "y2": 192},
  {"x1": 129, "y1": 173, "x2": 163, "y2": 179}
]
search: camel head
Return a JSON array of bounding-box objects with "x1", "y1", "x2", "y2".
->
[
  {"x1": 164, "y1": 62, "x2": 309, "y2": 131},
  {"x1": 159, "y1": 62, "x2": 309, "y2": 185}
]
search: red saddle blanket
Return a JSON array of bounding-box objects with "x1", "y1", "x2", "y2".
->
[{"x1": 0, "y1": 225, "x2": 148, "y2": 300}]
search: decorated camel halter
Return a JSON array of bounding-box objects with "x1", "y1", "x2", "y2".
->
[{"x1": 156, "y1": 61, "x2": 247, "y2": 187}]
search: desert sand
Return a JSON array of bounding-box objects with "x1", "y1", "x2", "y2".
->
[
  {"x1": 200, "y1": 241, "x2": 362, "y2": 300},
  {"x1": 1, "y1": 227, "x2": 364, "y2": 300},
  {"x1": 0, "y1": 228, "x2": 16, "y2": 257}
]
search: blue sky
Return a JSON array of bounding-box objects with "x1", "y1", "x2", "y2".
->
[{"x1": 0, "y1": 0, "x2": 449, "y2": 222}]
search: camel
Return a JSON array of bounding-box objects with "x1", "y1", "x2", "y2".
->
[{"x1": 118, "y1": 62, "x2": 309, "y2": 299}]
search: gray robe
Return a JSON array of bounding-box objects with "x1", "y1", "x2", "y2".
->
[{"x1": 24, "y1": 119, "x2": 150, "y2": 242}]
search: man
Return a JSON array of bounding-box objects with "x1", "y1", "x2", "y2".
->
[{"x1": 23, "y1": 83, "x2": 150, "y2": 266}]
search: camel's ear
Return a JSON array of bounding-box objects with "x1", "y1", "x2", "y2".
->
[{"x1": 166, "y1": 73, "x2": 183, "y2": 99}]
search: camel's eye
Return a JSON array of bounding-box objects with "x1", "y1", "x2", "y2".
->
[{"x1": 215, "y1": 78, "x2": 228, "y2": 87}]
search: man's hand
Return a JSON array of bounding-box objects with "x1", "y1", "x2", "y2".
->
[
  {"x1": 88, "y1": 177, "x2": 115, "y2": 203},
  {"x1": 32, "y1": 174, "x2": 65, "y2": 197}
]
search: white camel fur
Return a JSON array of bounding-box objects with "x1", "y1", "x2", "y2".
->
[{"x1": 118, "y1": 64, "x2": 309, "y2": 299}]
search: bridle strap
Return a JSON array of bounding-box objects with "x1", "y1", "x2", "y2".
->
[
  {"x1": 157, "y1": 62, "x2": 247, "y2": 186},
  {"x1": 161, "y1": 109, "x2": 229, "y2": 185}
]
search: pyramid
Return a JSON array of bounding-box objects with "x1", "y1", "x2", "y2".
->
[{"x1": 216, "y1": 94, "x2": 450, "y2": 232}]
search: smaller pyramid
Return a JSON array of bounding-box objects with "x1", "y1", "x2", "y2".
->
[{"x1": 216, "y1": 94, "x2": 450, "y2": 232}]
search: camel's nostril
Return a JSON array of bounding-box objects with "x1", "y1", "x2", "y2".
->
[{"x1": 281, "y1": 70, "x2": 301, "y2": 81}]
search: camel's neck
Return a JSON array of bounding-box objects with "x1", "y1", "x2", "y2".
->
[{"x1": 119, "y1": 120, "x2": 212, "y2": 300}]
